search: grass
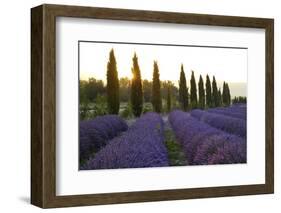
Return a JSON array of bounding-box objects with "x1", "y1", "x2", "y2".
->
[{"x1": 164, "y1": 127, "x2": 188, "y2": 166}]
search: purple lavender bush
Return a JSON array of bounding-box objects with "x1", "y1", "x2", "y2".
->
[
  {"x1": 169, "y1": 110, "x2": 246, "y2": 165},
  {"x1": 191, "y1": 109, "x2": 246, "y2": 138},
  {"x1": 193, "y1": 134, "x2": 246, "y2": 165},
  {"x1": 207, "y1": 106, "x2": 247, "y2": 120},
  {"x1": 79, "y1": 115, "x2": 128, "y2": 162},
  {"x1": 82, "y1": 112, "x2": 169, "y2": 170}
]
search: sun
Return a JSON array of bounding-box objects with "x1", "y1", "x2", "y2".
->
[{"x1": 129, "y1": 69, "x2": 134, "y2": 80}]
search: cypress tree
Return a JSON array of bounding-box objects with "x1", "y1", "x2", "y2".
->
[
  {"x1": 222, "y1": 82, "x2": 227, "y2": 106},
  {"x1": 226, "y1": 83, "x2": 231, "y2": 106},
  {"x1": 152, "y1": 61, "x2": 162, "y2": 113},
  {"x1": 218, "y1": 88, "x2": 222, "y2": 106},
  {"x1": 167, "y1": 85, "x2": 171, "y2": 112},
  {"x1": 205, "y1": 74, "x2": 212, "y2": 108},
  {"x1": 179, "y1": 64, "x2": 189, "y2": 111},
  {"x1": 198, "y1": 75, "x2": 205, "y2": 109},
  {"x1": 190, "y1": 71, "x2": 198, "y2": 109},
  {"x1": 130, "y1": 53, "x2": 143, "y2": 117},
  {"x1": 212, "y1": 76, "x2": 219, "y2": 107},
  {"x1": 222, "y1": 82, "x2": 231, "y2": 106},
  {"x1": 106, "y1": 49, "x2": 119, "y2": 114}
]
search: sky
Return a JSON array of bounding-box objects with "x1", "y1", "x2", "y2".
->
[{"x1": 79, "y1": 42, "x2": 247, "y2": 97}]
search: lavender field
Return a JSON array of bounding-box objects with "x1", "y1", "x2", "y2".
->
[
  {"x1": 79, "y1": 105, "x2": 247, "y2": 170},
  {"x1": 79, "y1": 44, "x2": 248, "y2": 169}
]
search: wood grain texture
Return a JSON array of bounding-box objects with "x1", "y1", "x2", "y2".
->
[
  {"x1": 31, "y1": 4, "x2": 274, "y2": 208},
  {"x1": 31, "y1": 5, "x2": 43, "y2": 207},
  {"x1": 265, "y1": 20, "x2": 274, "y2": 193}
]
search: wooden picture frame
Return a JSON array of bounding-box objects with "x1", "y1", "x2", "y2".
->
[{"x1": 31, "y1": 4, "x2": 274, "y2": 208}]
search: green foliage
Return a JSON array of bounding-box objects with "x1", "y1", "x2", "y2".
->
[
  {"x1": 160, "y1": 80, "x2": 179, "y2": 112},
  {"x1": 93, "y1": 94, "x2": 108, "y2": 116},
  {"x1": 79, "y1": 50, "x2": 234, "y2": 117},
  {"x1": 164, "y1": 128, "x2": 188, "y2": 166},
  {"x1": 190, "y1": 71, "x2": 198, "y2": 109},
  {"x1": 198, "y1": 75, "x2": 205, "y2": 109},
  {"x1": 152, "y1": 61, "x2": 162, "y2": 113},
  {"x1": 130, "y1": 53, "x2": 143, "y2": 117},
  {"x1": 212, "y1": 76, "x2": 219, "y2": 107},
  {"x1": 143, "y1": 79, "x2": 152, "y2": 102},
  {"x1": 205, "y1": 74, "x2": 212, "y2": 108},
  {"x1": 143, "y1": 102, "x2": 153, "y2": 113},
  {"x1": 79, "y1": 101, "x2": 89, "y2": 121},
  {"x1": 120, "y1": 102, "x2": 133, "y2": 119},
  {"x1": 79, "y1": 78, "x2": 105, "y2": 103},
  {"x1": 106, "y1": 49, "x2": 120, "y2": 114},
  {"x1": 79, "y1": 95, "x2": 107, "y2": 120},
  {"x1": 166, "y1": 86, "x2": 171, "y2": 112},
  {"x1": 79, "y1": 81, "x2": 89, "y2": 104},
  {"x1": 179, "y1": 64, "x2": 189, "y2": 111},
  {"x1": 222, "y1": 82, "x2": 227, "y2": 105},
  {"x1": 119, "y1": 77, "x2": 130, "y2": 102},
  {"x1": 232, "y1": 96, "x2": 247, "y2": 104},
  {"x1": 226, "y1": 83, "x2": 231, "y2": 105},
  {"x1": 162, "y1": 81, "x2": 179, "y2": 102},
  {"x1": 79, "y1": 78, "x2": 106, "y2": 120},
  {"x1": 218, "y1": 88, "x2": 222, "y2": 106},
  {"x1": 222, "y1": 82, "x2": 231, "y2": 106}
]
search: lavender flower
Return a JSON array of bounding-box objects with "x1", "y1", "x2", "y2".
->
[
  {"x1": 191, "y1": 109, "x2": 246, "y2": 138},
  {"x1": 169, "y1": 110, "x2": 246, "y2": 165},
  {"x1": 79, "y1": 115, "x2": 128, "y2": 162},
  {"x1": 207, "y1": 106, "x2": 247, "y2": 120},
  {"x1": 82, "y1": 112, "x2": 169, "y2": 170}
]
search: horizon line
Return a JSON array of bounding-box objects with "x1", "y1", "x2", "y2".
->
[{"x1": 79, "y1": 76, "x2": 247, "y2": 85}]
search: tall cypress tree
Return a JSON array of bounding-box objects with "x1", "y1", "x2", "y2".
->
[
  {"x1": 152, "y1": 61, "x2": 162, "y2": 113},
  {"x1": 167, "y1": 85, "x2": 171, "y2": 112},
  {"x1": 222, "y1": 82, "x2": 231, "y2": 106},
  {"x1": 218, "y1": 88, "x2": 222, "y2": 106},
  {"x1": 226, "y1": 83, "x2": 231, "y2": 106},
  {"x1": 130, "y1": 53, "x2": 143, "y2": 117},
  {"x1": 106, "y1": 49, "x2": 119, "y2": 114},
  {"x1": 179, "y1": 64, "x2": 188, "y2": 111},
  {"x1": 198, "y1": 75, "x2": 205, "y2": 109},
  {"x1": 190, "y1": 71, "x2": 198, "y2": 109},
  {"x1": 212, "y1": 76, "x2": 219, "y2": 107},
  {"x1": 205, "y1": 74, "x2": 212, "y2": 108},
  {"x1": 222, "y1": 82, "x2": 227, "y2": 106}
]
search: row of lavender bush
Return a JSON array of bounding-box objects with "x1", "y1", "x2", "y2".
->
[
  {"x1": 207, "y1": 106, "x2": 246, "y2": 120},
  {"x1": 169, "y1": 110, "x2": 246, "y2": 165},
  {"x1": 79, "y1": 115, "x2": 128, "y2": 162},
  {"x1": 82, "y1": 112, "x2": 169, "y2": 170},
  {"x1": 191, "y1": 109, "x2": 246, "y2": 138}
]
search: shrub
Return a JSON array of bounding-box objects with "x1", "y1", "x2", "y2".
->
[
  {"x1": 191, "y1": 109, "x2": 246, "y2": 138},
  {"x1": 82, "y1": 112, "x2": 169, "y2": 170},
  {"x1": 79, "y1": 115, "x2": 128, "y2": 164},
  {"x1": 169, "y1": 110, "x2": 246, "y2": 165}
]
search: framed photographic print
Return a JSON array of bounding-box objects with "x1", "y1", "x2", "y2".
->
[{"x1": 31, "y1": 4, "x2": 274, "y2": 208}]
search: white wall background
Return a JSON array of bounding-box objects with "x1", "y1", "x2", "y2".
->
[{"x1": 0, "y1": 0, "x2": 279, "y2": 212}]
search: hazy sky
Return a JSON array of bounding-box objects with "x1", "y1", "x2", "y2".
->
[{"x1": 79, "y1": 42, "x2": 247, "y2": 97}]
